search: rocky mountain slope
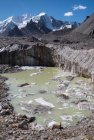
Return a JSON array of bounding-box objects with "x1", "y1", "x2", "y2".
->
[
  {"x1": 0, "y1": 13, "x2": 79, "y2": 36},
  {"x1": 72, "y1": 13, "x2": 94, "y2": 36},
  {"x1": 42, "y1": 13, "x2": 94, "y2": 43},
  {"x1": 0, "y1": 14, "x2": 32, "y2": 32}
]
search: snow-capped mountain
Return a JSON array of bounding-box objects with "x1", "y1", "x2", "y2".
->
[
  {"x1": 12, "y1": 14, "x2": 32, "y2": 29},
  {"x1": 0, "y1": 17, "x2": 16, "y2": 33},
  {"x1": 0, "y1": 14, "x2": 32, "y2": 34},
  {"x1": 32, "y1": 12, "x2": 54, "y2": 30},
  {"x1": 32, "y1": 12, "x2": 67, "y2": 31},
  {"x1": 0, "y1": 12, "x2": 79, "y2": 36},
  {"x1": 32, "y1": 12, "x2": 79, "y2": 31}
]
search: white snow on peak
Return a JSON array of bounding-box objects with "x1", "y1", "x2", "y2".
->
[
  {"x1": 0, "y1": 16, "x2": 15, "y2": 33},
  {"x1": 32, "y1": 12, "x2": 46, "y2": 22},
  {"x1": 3, "y1": 16, "x2": 13, "y2": 23},
  {"x1": 65, "y1": 24, "x2": 72, "y2": 29},
  {"x1": 0, "y1": 14, "x2": 32, "y2": 33},
  {"x1": 32, "y1": 12, "x2": 74, "y2": 31},
  {"x1": 32, "y1": 12, "x2": 54, "y2": 30},
  {"x1": 38, "y1": 12, "x2": 46, "y2": 16},
  {"x1": 0, "y1": 12, "x2": 77, "y2": 34},
  {"x1": 60, "y1": 24, "x2": 72, "y2": 30},
  {"x1": 12, "y1": 14, "x2": 32, "y2": 29}
]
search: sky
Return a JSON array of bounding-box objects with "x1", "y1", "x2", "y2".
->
[{"x1": 0, "y1": 0, "x2": 94, "y2": 22}]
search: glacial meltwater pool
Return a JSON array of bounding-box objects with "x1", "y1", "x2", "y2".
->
[{"x1": 2, "y1": 67, "x2": 94, "y2": 127}]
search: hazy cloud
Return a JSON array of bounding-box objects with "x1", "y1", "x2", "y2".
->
[
  {"x1": 64, "y1": 12, "x2": 73, "y2": 17},
  {"x1": 73, "y1": 5, "x2": 87, "y2": 11}
]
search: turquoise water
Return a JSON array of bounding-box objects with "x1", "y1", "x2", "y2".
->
[{"x1": 2, "y1": 67, "x2": 94, "y2": 127}]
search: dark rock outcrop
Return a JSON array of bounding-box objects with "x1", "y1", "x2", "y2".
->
[
  {"x1": 0, "y1": 43, "x2": 54, "y2": 66},
  {"x1": 8, "y1": 26, "x2": 23, "y2": 37},
  {"x1": 21, "y1": 19, "x2": 51, "y2": 36},
  {"x1": 21, "y1": 20, "x2": 43, "y2": 36}
]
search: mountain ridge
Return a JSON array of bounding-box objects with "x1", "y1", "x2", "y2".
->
[
  {"x1": 0, "y1": 12, "x2": 79, "y2": 36},
  {"x1": 72, "y1": 13, "x2": 94, "y2": 36}
]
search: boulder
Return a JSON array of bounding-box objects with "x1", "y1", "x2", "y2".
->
[
  {"x1": 28, "y1": 116, "x2": 36, "y2": 123},
  {"x1": 2, "y1": 104, "x2": 9, "y2": 109},
  {"x1": 56, "y1": 93, "x2": 69, "y2": 99},
  {"x1": 48, "y1": 121, "x2": 63, "y2": 130},
  {"x1": 17, "y1": 114, "x2": 28, "y2": 121},
  {"x1": 1, "y1": 109, "x2": 11, "y2": 115},
  {"x1": 52, "y1": 123, "x2": 62, "y2": 130},
  {"x1": 66, "y1": 76, "x2": 74, "y2": 81},
  {"x1": 39, "y1": 90, "x2": 47, "y2": 94},
  {"x1": 18, "y1": 83, "x2": 29, "y2": 87},
  {"x1": 18, "y1": 120, "x2": 28, "y2": 130},
  {"x1": 8, "y1": 131, "x2": 13, "y2": 135},
  {"x1": 0, "y1": 103, "x2": 2, "y2": 111}
]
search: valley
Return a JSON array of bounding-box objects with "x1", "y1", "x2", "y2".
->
[{"x1": 0, "y1": 12, "x2": 94, "y2": 140}]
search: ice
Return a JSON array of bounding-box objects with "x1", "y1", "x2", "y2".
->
[
  {"x1": 35, "y1": 98, "x2": 55, "y2": 108},
  {"x1": 48, "y1": 121, "x2": 58, "y2": 127},
  {"x1": 21, "y1": 106, "x2": 28, "y2": 112},
  {"x1": 20, "y1": 66, "x2": 35, "y2": 70},
  {"x1": 30, "y1": 82, "x2": 36, "y2": 85},
  {"x1": 58, "y1": 108, "x2": 63, "y2": 110},
  {"x1": 30, "y1": 72, "x2": 41, "y2": 77},
  {"x1": 60, "y1": 115, "x2": 73, "y2": 122},
  {"x1": 48, "y1": 111, "x2": 52, "y2": 114},
  {"x1": 28, "y1": 100, "x2": 33, "y2": 105}
]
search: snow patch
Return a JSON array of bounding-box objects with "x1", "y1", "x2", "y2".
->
[{"x1": 38, "y1": 12, "x2": 46, "y2": 17}]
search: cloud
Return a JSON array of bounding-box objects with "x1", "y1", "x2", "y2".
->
[
  {"x1": 73, "y1": 5, "x2": 87, "y2": 11},
  {"x1": 64, "y1": 12, "x2": 73, "y2": 17}
]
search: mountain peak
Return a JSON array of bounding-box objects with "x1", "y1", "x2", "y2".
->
[
  {"x1": 21, "y1": 13, "x2": 32, "y2": 20},
  {"x1": 0, "y1": 12, "x2": 79, "y2": 36},
  {"x1": 32, "y1": 12, "x2": 47, "y2": 23},
  {"x1": 3, "y1": 16, "x2": 13, "y2": 23},
  {"x1": 38, "y1": 12, "x2": 46, "y2": 17}
]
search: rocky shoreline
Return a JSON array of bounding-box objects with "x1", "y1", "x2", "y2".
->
[
  {"x1": 0, "y1": 65, "x2": 94, "y2": 140},
  {"x1": 0, "y1": 65, "x2": 22, "y2": 74}
]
